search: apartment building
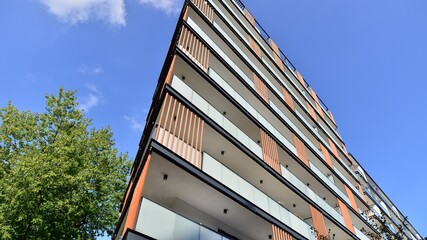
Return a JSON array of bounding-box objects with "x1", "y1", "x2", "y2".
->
[{"x1": 112, "y1": 0, "x2": 423, "y2": 239}]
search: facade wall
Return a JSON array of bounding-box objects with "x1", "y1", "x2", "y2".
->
[{"x1": 113, "y1": 0, "x2": 423, "y2": 239}]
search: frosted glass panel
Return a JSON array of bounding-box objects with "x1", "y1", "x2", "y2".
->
[
  {"x1": 200, "y1": 227, "x2": 222, "y2": 240},
  {"x1": 238, "y1": 177, "x2": 254, "y2": 202},
  {"x1": 253, "y1": 188, "x2": 269, "y2": 212},
  {"x1": 135, "y1": 199, "x2": 176, "y2": 239},
  {"x1": 268, "y1": 198, "x2": 281, "y2": 220},
  {"x1": 174, "y1": 215, "x2": 200, "y2": 240},
  {"x1": 202, "y1": 153, "x2": 222, "y2": 181},
  {"x1": 222, "y1": 167, "x2": 239, "y2": 193}
]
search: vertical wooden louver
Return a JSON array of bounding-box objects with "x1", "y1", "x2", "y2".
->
[
  {"x1": 260, "y1": 129, "x2": 281, "y2": 173},
  {"x1": 272, "y1": 225, "x2": 293, "y2": 240},
  {"x1": 342, "y1": 143, "x2": 350, "y2": 158},
  {"x1": 249, "y1": 36, "x2": 262, "y2": 57},
  {"x1": 328, "y1": 138, "x2": 339, "y2": 159},
  {"x1": 190, "y1": 0, "x2": 214, "y2": 22},
  {"x1": 164, "y1": 55, "x2": 177, "y2": 86},
  {"x1": 307, "y1": 102, "x2": 317, "y2": 121},
  {"x1": 327, "y1": 109, "x2": 337, "y2": 125},
  {"x1": 155, "y1": 93, "x2": 205, "y2": 169},
  {"x1": 310, "y1": 88, "x2": 325, "y2": 119},
  {"x1": 309, "y1": 205, "x2": 328, "y2": 237},
  {"x1": 293, "y1": 134, "x2": 309, "y2": 166},
  {"x1": 320, "y1": 144, "x2": 333, "y2": 168},
  {"x1": 177, "y1": 26, "x2": 210, "y2": 72},
  {"x1": 295, "y1": 70, "x2": 305, "y2": 87},
  {"x1": 244, "y1": 8, "x2": 255, "y2": 26},
  {"x1": 338, "y1": 199, "x2": 355, "y2": 233},
  {"x1": 344, "y1": 185, "x2": 358, "y2": 212},
  {"x1": 254, "y1": 73, "x2": 269, "y2": 103},
  {"x1": 281, "y1": 87, "x2": 294, "y2": 110},
  {"x1": 269, "y1": 39, "x2": 285, "y2": 72}
]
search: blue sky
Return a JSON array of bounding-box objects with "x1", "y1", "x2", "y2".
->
[{"x1": 1, "y1": 0, "x2": 425, "y2": 238}]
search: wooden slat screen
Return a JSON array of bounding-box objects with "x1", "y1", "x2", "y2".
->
[
  {"x1": 309, "y1": 88, "x2": 325, "y2": 119},
  {"x1": 327, "y1": 109, "x2": 337, "y2": 125},
  {"x1": 177, "y1": 26, "x2": 210, "y2": 72},
  {"x1": 272, "y1": 225, "x2": 293, "y2": 240},
  {"x1": 254, "y1": 73, "x2": 269, "y2": 103},
  {"x1": 190, "y1": 0, "x2": 214, "y2": 22},
  {"x1": 269, "y1": 39, "x2": 285, "y2": 72},
  {"x1": 249, "y1": 36, "x2": 262, "y2": 57},
  {"x1": 342, "y1": 143, "x2": 350, "y2": 158},
  {"x1": 281, "y1": 87, "x2": 294, "y2": 110},
  {"x1": 307, "y1": 102, "x2": 318, "y2": 121},
  {"x1": 309, "y1": 205, "x2": 328, "y2": 238},
  {"x1": 155, "y1": 93, "x2": 205, "y2": 168},
  {"x1": 164, "y1": 55, "x2": 177, "y2": 85},
  {"x1": 260, "y1": 129, "x2": 281, "y2": 173},
  {"x1": 244, "y1": 8, "x2": 255, "y2": 26},
  {"x1": 344, "y1": 185, "x2": 358, "y2": 211},
  {"x1": 295, "y1": 70, "x2": 305, "y2": 87},
  {"x1": 320, "y1": 144, "x2": 333, "y2": 168},
  {"x1": 328, "y1": 138, "x2": 339, "y2": 159},
  {"x1": 338, "y1": 199, "x2": 355, "y2": 233},
  {"x1": 293, "y1": 134, "x2": 309, "y2": 166}
]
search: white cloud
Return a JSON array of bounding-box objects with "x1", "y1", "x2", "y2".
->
[
  {"x1": 79, "y1": 84, "x2": 102, "y2": 113},
  {"x1": 139, "y1": 0, "x2": 182, "y2": 15},
  {"x1": 124, "y1": 116, "x2": 145, "y2": 132},
  {"x1": 39, "y1": 0, "x2": 126, "y2": 26},
  {"x1": 78, "y1": 65, "x2": 104, "y2": 75}
]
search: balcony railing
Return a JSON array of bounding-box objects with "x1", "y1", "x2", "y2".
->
[
  {"x1": 280, "y1": 165, "x2": 345, "y2": 226},
  {"x1": 136, "y1": 198, "x2": 232, "y2": 240},
  {"x1": 202, "y1": 152, "x2": 316, "y2": 239},
  {"x1": 228, "y1": 0, "x2": 334, "y2": 118}
]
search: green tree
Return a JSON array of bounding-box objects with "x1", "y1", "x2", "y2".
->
[{"x1": 0, "y1": 88, "x2": 131, "y2": 239}]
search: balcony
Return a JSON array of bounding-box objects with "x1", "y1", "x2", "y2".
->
[
  {"x1": 169, "y1": 74, "x2": 373, "y2": 236},
  {"x1": 202, "y1": 152, "x2": 316, "y2": 239},
  {"x1": 136, "y1": 198, "x2": 233, "y2": 240}
]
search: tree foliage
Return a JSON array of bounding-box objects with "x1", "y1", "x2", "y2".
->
[
  {"x1": 0, "y1": 88, "x2": 131, "y2": 239},
  {"x1": 361, "y1": 212, "x2": 407, "y2": 240}
]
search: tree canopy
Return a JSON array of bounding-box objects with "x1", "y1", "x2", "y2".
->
[{"x1": 0, "y1": 88, "x2": 131, "y2": 239}]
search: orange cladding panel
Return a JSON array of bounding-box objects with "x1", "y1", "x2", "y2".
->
[
  {"x1": 310, "y1": 88, "x2": 319, "y2": 103},
  {"x1": 272, "y1": 225, "x2": 293, "y2": 240},
  {"x1": 342, "y1": 143, "x2": 350, "y2": 158},
  {"x1": 281, "y1": 87, "x2": 294, "y2": 110},
  {"x1": 307, "y1": 102, "x2": 317, "y2": 121},
  {"x1": 260, "y1": 129, "x2": 281, "y2": 173},
  {"x1": 177, "y1": 26, "x2": 210, "y2": 72},
  {"x1": 315, "y1": 103, "x2": 325, "y2": 119},
  {"x1": 190, "y1": 0, "x2": 214, "y2": 22},
  {"x1": 164, "y1": 55, "x2": 177, "y2": 86},
  {"x1": 328, "y1": 138, "x2": 339, "y2": 159},
  {"x1": 249, "y1": 36, "x2": 262, "y2": 57},
  {"x1": 338, "y1": 199, "x2": 355, "y2": 233},
  {"x1": 122, "y1": 154, "x2": 152, "y2": 235},
  {"x1": 295, "y1": 70, "x2": 305, "y2": 87},
  {"x1": 155, "y1": 94, "x2": 205, "y2": 168},
  {"x1": 327, "y1": 109, "x2": 337, "y2": 125},
  {"x1": 293, "y1": 134, "x2": 309, "y2": 166},
  {"x1": 320, "y1": 144, "x2": 333, "y2": 168},
  {"x1": 244, "y1": 8, "x2": 255, "y2": 26},
  {"x1": 269, "y1": 39, "x2": 285, "y2": 71},
  {"x1": 309, "y1": 205, "x2": 328, "y2": 237},
  {"x1": 254, "y1": 73, "x2": 269, "y2": 103},
  {"x1": 345, "y1": 185, "x2": 358, "y2": 211}
]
